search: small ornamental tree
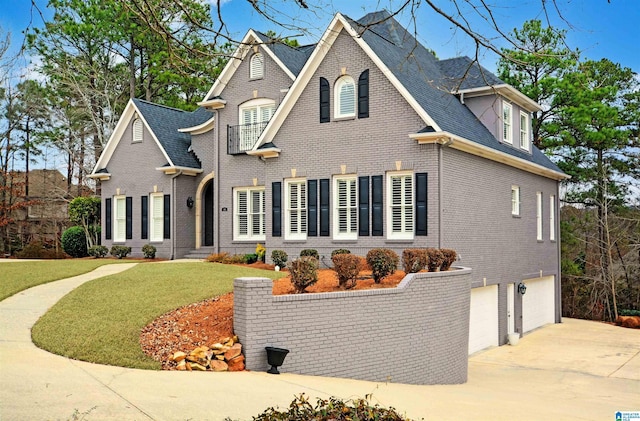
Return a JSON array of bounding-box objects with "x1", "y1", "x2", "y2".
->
[
  {"x1": 68, "y1": 197, "x2": 101, "y2": 250},
  {"x1": 366, "y1": 248, "x2": 399, "y2": 284},
  {"x1": 289, "y1": 256, "x2": 318, "y2": 293},
  {"x1": 331, "y1": 253, "x2": 364, "y2": 289}
]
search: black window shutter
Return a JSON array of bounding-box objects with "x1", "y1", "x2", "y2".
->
[
  {"x1": 307, "y1": 179, "x2": 318, "y2": 236},
  {"x1": 163, "y1": 194, "x2": 170, "y2": 239},
  {"x1": 320, "y1": 77, "x2": 330, "y2": 123},
  {"x1": 105, "y1": 198, "x2": 112, "y2": 240},
  {"x1": 358, "y1": 69, "x2": 369, "y2": 118},
  {"x1": 319, "y1": 178, "x2": 330, "y2": 236},
  {"x1": 125, "y1": 196, "x2": 133, "y2": 240},
  {"x1": 415, "y1": 172, "x2": 428, "y2": 236},
  {"x1": 272, "y1": 182, "x2": 282, "y2": 237},
  {"x1": 358, "y1": 176, "x2": 370, "y2": 236},
  {"x1": 141, "y1": 196, "x2": 148, "y2": 239},
  {"x1": 371, "y1": 175, "x2": 383, "y2": 236}
]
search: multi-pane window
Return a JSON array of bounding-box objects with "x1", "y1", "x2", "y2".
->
[
  {"x1": 114, "y1": 196, "x2": 126, "y2": 242},
  {"x1": 520, "y1": 111, "x2": 529, "y2": 150},
  {"x1": 536, "y1": 192, "x2": 543, "y2": 241},
  {"x1": 503, "y1": 102, "x2": 512, "y2": 143},
  {"x1": 285, "y1": 180, "x2": 307, "y2": 240},
  {"x1": 549, "y1": 195, "x2": 556, "y2": 241},
  {"x1": 239, "y1": 100, "x2": 275, "y2": 151},
  {"x1": 234, "y1": 187, "x2": 265, "y2": 241},
  {"x1": 511, "y1": 186, "x2": 520, "y2": 216},
  {"x1": 387, "y1": 172, "x2": 413, "y2": 239},
  {"x1": 150, "y1": 193, "x2": 164, "y2": 242},
  {"x1": 334, "y1": 176, "x2": 357, "y2": 239},
  {"x1": 132, "y1": 118, "x2": 143, "y2": 143},
  {"x1": 335, "y1": 75, "x2": 356, "y2": 118},
  {"x1": 249, "y1": 52, "x2": 264, "y2": 79}
]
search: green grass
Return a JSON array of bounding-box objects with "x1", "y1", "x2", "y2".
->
[
  {"x1": 32, "y1": 262, "x2": 285, "y2": 369},
  {"x1": 0, "y1": 260, "x2": 132, "y2": 301}
]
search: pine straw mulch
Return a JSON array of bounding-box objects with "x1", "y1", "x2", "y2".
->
[{"x1": 140, "y1": 263, "x2": 406, "y2": 369}]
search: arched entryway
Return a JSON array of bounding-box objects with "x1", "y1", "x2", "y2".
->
[{"x1": 195, "y1": 172, "x2": 215, "y2": 249}]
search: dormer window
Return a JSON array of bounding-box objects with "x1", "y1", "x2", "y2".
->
[
  {"x1": 250, "y1": 52, "x2": 264, "y2": 79},
  {"x1": 132, "y1": 118, "x2": 143, "y2": 143},
  {"x1": 502, "y1": 102, "x2": 512, "y2": 144},
  {"x1": 520, "y1": 111, "x2": 530, "y2": 150},
  {"x1": 335, "y1": 75, "x2": 356, "y2": 118}
]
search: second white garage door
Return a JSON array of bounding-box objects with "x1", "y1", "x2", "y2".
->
[
  {"x1": 522, "y1": 276, "x2": 556, "y2": 333},
  {"x1": 468, "y1": 285, "x2": 499, "y2": 354}
]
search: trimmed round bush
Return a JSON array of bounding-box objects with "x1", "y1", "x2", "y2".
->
[
  {"x1": 88, "y1": 245, "x2": 109, "y2": 258},
  {"x1": 110, "y1": 245, "x2": 131, "y2": 259},
  {"x1": 426, "y1": 248, "x2": 445, "y2": 272},
  {"x1": 61, "y1": 226, "x2": 88, "y2": 258},
  {"x1": 331, "y1": 248, "x2": 351, "y2": 257},
  {"x1": 402, "y1": 248, "x2": 427, "y2": 273},
  {"x1": 331, "y1": 253, "x2": 363, "y2": 289},
  {"x1": 142, "y1": 244, "x2": 157, "y2": 259},
  {"x1": 366, "y1": 248, "x2": 399, "y2": 284},
  {"x1": 289, "y1": 256, "x2": 318, "y2": 293},
  {"x1": 440, "y1": 248, "x2": 457, "y2": 271},
  {"x1": 271, "y1": 249, "x2": 288, "y2": 268},
  {"x1": 299, "y1": 248, "x2": 319, "y2": 260},
  {"x1": 243, "y1": 253, "x2": 258, "y2": 264}
]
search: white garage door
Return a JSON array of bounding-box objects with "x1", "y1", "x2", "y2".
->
[
  {"x1": 522, "y1": 276, "x2": 556, "y2": 333},
  {"x1": 468, "y1": 285, "x2": 499, "y2": 354}
]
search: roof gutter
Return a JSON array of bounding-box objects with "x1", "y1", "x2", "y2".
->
[{"x1": 409, "y1": 131, "x2": 570, "y2": 181}]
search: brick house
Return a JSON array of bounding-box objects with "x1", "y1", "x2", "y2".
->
[{"x1": 90, "y1": 11, "x2": 567, "y2": 352}]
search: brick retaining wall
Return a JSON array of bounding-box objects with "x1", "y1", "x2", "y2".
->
[{"x1": 233, "y1": 268, "x2": 472, "y2": 385}]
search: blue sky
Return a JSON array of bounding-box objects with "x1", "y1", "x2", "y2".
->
[{"x1": 0, "y1": 0, "x2": 638, "y2": 74}]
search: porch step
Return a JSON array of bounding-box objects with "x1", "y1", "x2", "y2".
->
[{"x1": 182, "y1": 247, "x2": 216, "y2": 260}]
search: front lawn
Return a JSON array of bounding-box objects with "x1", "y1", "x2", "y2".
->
[
  {"x1": 31, "y1": 262, "x2": 285, "y2": 369},
  {"x1": 0, "y1": 260, "x2": 132, "y2": 301}
]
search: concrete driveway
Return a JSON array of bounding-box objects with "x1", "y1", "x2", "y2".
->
[{"x1": 1, "y1": 263, "x2": 638, "y2": 420}]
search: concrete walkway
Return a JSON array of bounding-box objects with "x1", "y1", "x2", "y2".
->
[{"x1": 1, "y1": 263, "x2": 639, "y2": 420}]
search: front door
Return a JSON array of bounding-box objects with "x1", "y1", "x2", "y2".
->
[{"x1": 203, "y1": 180, "x2": 214, "y2": 246}]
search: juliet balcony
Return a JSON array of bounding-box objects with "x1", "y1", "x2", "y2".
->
[{"x1": 227, "y1": 121, "x2": 269, "y2": 155}]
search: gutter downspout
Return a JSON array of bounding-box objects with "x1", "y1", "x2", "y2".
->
[
  {"x1": 170, "y1": 170, "x2": 183, "y2": 260},
  {"x1": 438, "y1": 143, "x2": 443, "y2": 249},
  {"x1": 215, "y1": 110, "x2": 220, "y2": 254},
  {"x1": 556, "y1": 184, "x2": 562, "y2": 323}
]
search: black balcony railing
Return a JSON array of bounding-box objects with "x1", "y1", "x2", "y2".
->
[{"x1": 227, "y1": 121, "x2": 269, "y2": 155}]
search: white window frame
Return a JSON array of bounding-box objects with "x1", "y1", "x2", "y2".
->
[
  {"x1": 234, "y1": 187, "x2": 265, "y2": 241},
  {"x1": 285, "y1": 179, "x2": 307, "y2": 241},
  {"x1": 334, "y1": 75, "x2": 356, "y2": 119},
  {"x1": 114, "y1": 196, "x2": 126, "y2": 242},
  {"x1": 536, "y1": 192, "x2": 543, "y2": 241},
  {"x1": 549, "y1": 195, "x2": 556, "y2": 241},
  {"x1": 333, "y1": 175, "x2": 357, "y2": 240},
  {"x1": 150, "y1": 193, "x2": 164, "y2": 242},
  {"x1": 387, "y1": 171, "x2": 414, "y2": 240},
  {"x1": 238, "y1": 98, "x2": 276, "y2": 151},
  {"x1": 511, "y1": 186, "x2": 520, "y2": 216},
  {"x1": 132, "y1": 118, "x2": 143, "y2": 143},
  {"x1": 503, "y1": 102, "x2": 512, "y2": 144},
  {"x1": 519, "y1": 111, "x2": 529, "y2": 150},
  {"x1": 249, "y1": 52, "x2": 264, "y2": 79}
]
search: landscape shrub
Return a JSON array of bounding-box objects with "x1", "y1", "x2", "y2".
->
[
  {"x1": 255, "y1": 243, "x2": 266, "y2": 262},
  {"x1": 426, "y1": 248, "x2": 444, "y2": 272},
  {"x1": 15, "y1": 241, "x2": 67, "y2": 259},
  {"x1": 61, "y1": 226, "x2": 88, "y2": 258},
  {"x1": 620, "y1": 309, "x2": 640, "y2": 317},
  {"x1": 331, "y1": 253, "x2": 364, "y2": 289},
  {"x1": 402, "y1": 248, "x2": 427, "y2": 273},
  {"x1": 299, "y1": 248, "x2": 319, "y2": 260},
  {"x1": 142, "y1": 244, "x2": 157, "y2": 259},
  {"x1": 243, "y1": 253, "x2": 258, "y2": 264},
  {"x1": 440, "y1": 248, "x2": 457, "y2": 271},
  {"x1": 110, "y1": 245, "x2": 131, "y2": 259},
  {"x1": 271, "y1": 250, "x2": 288, "y2": 268},
  {"x1": 289, "y1": 256, "x2": 318, "y2": 293},
  {"x1": 206, "y1": 252, "x2": 229, "y2": 263},
  {"x1": 223, "y1": 254, "x2": 245, "y2": 264},
  {"x1": 366, "y1": 248, "x2": 399, "y2": 284},
  {"x1": 88, "y1": 245, "x2": 109, "y2": 258},
  {"x1": 330, "y1": 248, "x2": 351, "y2": 257},
  {"x1": 253, "y1": 394, "x2": 411, "y2": 421}
]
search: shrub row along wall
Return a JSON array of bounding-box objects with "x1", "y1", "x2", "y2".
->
[{"x1": 233, "y1": 268, "x2": 472, "y2": 385}]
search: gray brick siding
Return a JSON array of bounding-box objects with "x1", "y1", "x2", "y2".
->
[{"x1": 234, "y1": 268, "x2": 472, "y2": 385}]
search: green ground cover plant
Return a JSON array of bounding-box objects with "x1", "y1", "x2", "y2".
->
[
  {"x1": 0, "y1": 260, "x2": 128, "y2": 301},
  {"x1": 31, "y1": 262, "x2": 285, "y2": 369}
]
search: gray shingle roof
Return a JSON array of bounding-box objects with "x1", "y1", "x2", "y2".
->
[
  {"x1": 254, "y1": 31, "x2": 315, "y2": 76},
  {"x1": 437, "y1": 56, "x2": 504, "y2": 91},
  {"x1": 133, "y1": 99, "x2": 212, "y2": 169},
  {"x1": 352, "y1": 11, "x2": 561, "y2": 173}
]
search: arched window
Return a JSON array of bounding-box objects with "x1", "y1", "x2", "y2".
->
[
  {"x1": 334, "y1": 75, "x2": 356, "y2": 118},
  {"x1": 132, "y1": 118, "x2": 143, "y2": 143},
  {"x1": 250, "y1": 53, "x2": 264, "y2": 79}
]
